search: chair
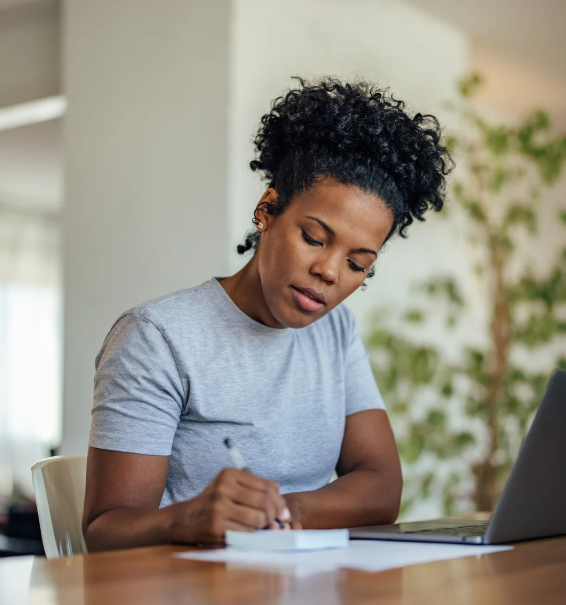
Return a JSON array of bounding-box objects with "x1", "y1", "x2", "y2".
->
[{"x1": 31, "y1": 456, "x2": 88, "y2": 558}]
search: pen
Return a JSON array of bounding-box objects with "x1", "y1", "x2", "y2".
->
[{"x1": 223, "y1": 437, "x2": 285, "y2": 529}]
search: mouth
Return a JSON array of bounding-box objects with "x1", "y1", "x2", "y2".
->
[
  {"x1": 291, "y1": 286, "x2": 327, "y2": 313},
  {"x1": 292, "y1": 286, "x2": 326, "y2": 304}
]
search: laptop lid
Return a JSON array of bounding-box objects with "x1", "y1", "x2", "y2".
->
[{"x1": 485, "y1": 370, "x2": 566, "y2": 544}]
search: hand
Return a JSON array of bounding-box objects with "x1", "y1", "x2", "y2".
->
[
  {"x1": 281, "y1": 494, "x2": 304, "y2": 530},
  {"x1": 167, "y1": 468, "x2": 291, "y2": 544}
]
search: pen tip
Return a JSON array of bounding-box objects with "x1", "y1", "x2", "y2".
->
[{"x1": 223, "y1": 438, "x2": 232, "y2": 448}]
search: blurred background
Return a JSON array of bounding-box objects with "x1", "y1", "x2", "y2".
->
[{"x1": 1, "y1": 0, "x2": 565, "y2": 555}]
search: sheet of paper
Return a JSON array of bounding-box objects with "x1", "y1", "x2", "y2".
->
[{"x1": 175, "y1": 540, "x2": 512, "y2": 576}]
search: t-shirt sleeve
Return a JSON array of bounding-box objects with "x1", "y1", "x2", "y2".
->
[
  {"x1": 343, "y1": 306, "x2": 386, "y2": 416},
  {"x1": 89, "y1": 313, "x2": 186, "y2": 456}
]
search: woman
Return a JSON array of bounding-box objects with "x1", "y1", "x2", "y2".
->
[{"x1": 83, "y1": 77, "x2": 452, "y2": 551}]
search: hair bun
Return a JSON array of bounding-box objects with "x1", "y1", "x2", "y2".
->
[{"x1": 240, "y1": 76, "x2": 452, "y2": 255}]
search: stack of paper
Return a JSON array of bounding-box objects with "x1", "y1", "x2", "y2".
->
[{"x1": 226, "y1": 529, "x2": 349, "y2": 551}]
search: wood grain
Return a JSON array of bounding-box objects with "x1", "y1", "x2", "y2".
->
[{"x1": 2, "y1": 537, "x2": 566, "y2": 604}]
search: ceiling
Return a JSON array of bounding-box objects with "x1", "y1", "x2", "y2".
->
[
  {"x1": 408, "y1": 0, "x2": 566, "y2": 83},
  {"x1": 407, "y1": 0, "x2": 566, "y2": 126},
  {"x1": 3, "y1": 0, "x2": 565, "y2": 83}
]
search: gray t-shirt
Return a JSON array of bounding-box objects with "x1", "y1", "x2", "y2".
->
[{"x1": 89, "y1": 277, "x2": 385, "y2": 506}]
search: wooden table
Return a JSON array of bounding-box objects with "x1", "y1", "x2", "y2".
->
[{"x1": 2, "y1": 535, "x2": 566, "y2": 605}]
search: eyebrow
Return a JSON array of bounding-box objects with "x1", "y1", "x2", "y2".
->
[{"x1": 305, "y1": 216, "x2": 378, "y2": 257}]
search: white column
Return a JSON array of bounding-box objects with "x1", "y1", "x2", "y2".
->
[{"x1": 61, "y1": 0, "x2": 231, "y2": 454}]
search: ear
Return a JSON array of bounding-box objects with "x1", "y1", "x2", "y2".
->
[{"x1": 253, "y1": 188, "x2": 279, "y2": 229}]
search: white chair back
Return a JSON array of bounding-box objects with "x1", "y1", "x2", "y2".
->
[{"x1": 31, "y1": 456, "x2": 88, "y2": 558}]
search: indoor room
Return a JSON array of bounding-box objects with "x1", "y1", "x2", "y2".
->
[{"x1": 1, "y1": 1, "x2": 565, "y2": 603}]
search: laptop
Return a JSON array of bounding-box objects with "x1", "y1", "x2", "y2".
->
[{"x1": 349, "y1": 370, "x2": 566, "y2": 545}]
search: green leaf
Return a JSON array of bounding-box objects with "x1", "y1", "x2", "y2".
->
[
  {"x1": 454, "y1": 432, "x2": 476, "y2": 451},
  {"x1": 504, "y1": 205, "x2": 537, "y2": 235},
  {"x1": 458, "y1": 73, "x2": 482, "y2": 97},
  {"x1": 404, "y1": 309, "x2": 425, "y2": 324},
  {"x1": 422, "y1": 278, "x2": 465, "y2": 308},
  {"x1": 443, "y1": 492, "x2": 456, "y2": 516},
  {"x1": 426, "y1": 409, "x2": 446, "y2": 428},
  {"x1": 390, "y1": 401, "x2": 409, "y2": 416},
  {"x1": 491, "y1": 166, "x2": 508, "y2": 192},
  {"x1": 421, "y1": 473, "x2": 434, "y2": 500},
  {"x1": 444, "y1": 134, "x2": 457, "y2": 153},
  {"x1": 484, "y1": 125, "x2": 511, "y2": 156},
  {"x1": 399, "y1": 433, "x2": 426, "y2": 464},
  {"x1": 463, "y1": 200, "x2": 487, "y2": 223}
]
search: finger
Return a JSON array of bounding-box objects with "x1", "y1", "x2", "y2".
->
[
  {"x1": 206, "y1": 518, "x2": 255, "y2": 543},
  {"x1": 265, "y1": 520, "x2": 291, "y2": 530},
  {"x1": 222, "y1": 471, "x2": 285, "y2": 523},
  {"x1": 225, "y1": 501, "x2": 268, "y2": 530},
  {"x1": 279, "y1": 502, "x2": 291, "y2": 521},
  {"x1": 228, "y1": 484, "x2": 280, "y2": 521},
  {"x1": 223, "y1": 519, "x2": 256, "y2": 534}
]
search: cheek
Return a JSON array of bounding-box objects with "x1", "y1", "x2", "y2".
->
[{"x1": 263, "y1": 229, "x2": 305, "y2": 273}]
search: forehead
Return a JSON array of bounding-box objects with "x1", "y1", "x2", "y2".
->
[{"x1": 286, "y1": 179, "x2": 393, "y2": 243}]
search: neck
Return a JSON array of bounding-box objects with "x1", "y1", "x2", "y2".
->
[{"x1": 219, "y1": 257, "x2": 286, "y2": 329}]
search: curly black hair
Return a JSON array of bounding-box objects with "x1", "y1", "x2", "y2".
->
[{"x1": 237, "y1": 77, "x2": 454, "y2": 274}]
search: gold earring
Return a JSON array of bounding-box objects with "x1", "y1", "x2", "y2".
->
[{"x1": 258, "y1": 222, "x2": 264, "y2": 229}]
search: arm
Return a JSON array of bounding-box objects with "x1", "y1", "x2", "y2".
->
[
  {"x1": 82, "y1": 447, "x2": 290, "y2": 552},
  {"x1": 85, "y1": 313, "x2": 291, "y2": 552},
  {"x1": 283, "y1": 409, "x2": 402, "y2": 529}
]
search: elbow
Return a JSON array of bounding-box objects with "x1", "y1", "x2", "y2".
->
[
  {"x1": 82, "y1": 516, "x2": 96, "y2": 552},
  {"x1": 384, "y1": 493, "x2": 402, "y2": 525},
  {"x1": 82, "y1": 511, "x2": 105, "y2": 553},
  {"x1": 381, "y1": 467, "x2": 403, "y2": 525},
  {"x1": 390, "y1": 467, "x2": 403, "y2": 523}
]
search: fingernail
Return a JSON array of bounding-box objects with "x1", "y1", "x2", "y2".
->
[{"x1": 281, "y1": 507, "x2": 291, "y2": 521}]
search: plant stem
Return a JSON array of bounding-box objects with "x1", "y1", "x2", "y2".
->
[{"x1": 473, "y1": 231, "x2": 511, "y2": 511}]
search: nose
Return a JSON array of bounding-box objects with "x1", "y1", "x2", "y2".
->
[{"x1": 310, "y1": 253, "x2": 339, "y2": 284}]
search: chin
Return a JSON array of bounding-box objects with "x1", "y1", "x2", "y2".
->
[
  {"x1": 267, "y1": 290, "x2": 328, "y2": 329},
  {"x1": 275, "y1": 306, "x2": 327, "y2": 330},
  {"x1": 284, "y1": 317, "x2": 313, "y2": 329}
]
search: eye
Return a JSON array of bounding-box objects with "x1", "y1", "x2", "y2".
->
[
  {"x1": 302, "y1": 230, "x2": 322, "y2": 246},
  {"x1": 348, "y1": 260, "x2": 365, "y2": 273}
]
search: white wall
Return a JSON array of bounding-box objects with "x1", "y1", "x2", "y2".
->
[
  {"x1": 228, "y1": 0, "x2": 470, "y2": 520},
  {"x1": 61, "y1": 0, "x2": 232, "y2": 454},
  {"x1": 0, "y1": 0, "x2": 60, "y2": 108},
  {"x1": 228, "y1": 0, "x2": 470, "y2": 337}
]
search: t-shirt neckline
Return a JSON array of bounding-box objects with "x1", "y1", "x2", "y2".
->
[{"x1": 210, "y1": 277, "x2": 293, "y2": 337}]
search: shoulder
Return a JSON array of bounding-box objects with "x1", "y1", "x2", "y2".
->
[
  {"x1": 103, "y1": 278, "x2": 218, "y2": 343},
  {"x1": 119, "y1": 278, "x2": 216, "y2": 326},
  {"x1": 135, "y1": 278, "x2": 216, "y2": 319}
]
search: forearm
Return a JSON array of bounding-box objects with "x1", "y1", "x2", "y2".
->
[
  {"x1": 84, "y1": 505, "x2": 176, "y2": 553},
  {"x1": 285, "y1": 469, "x2": 402, "y2": 529}
]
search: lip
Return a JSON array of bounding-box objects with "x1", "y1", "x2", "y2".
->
[{"x1": 291, "y1": 286, "x2": 326, "y2": 305}]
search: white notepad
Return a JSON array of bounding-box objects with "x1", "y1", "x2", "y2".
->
[{"x1": 225, "y1": 529, "x2": 349, "y2": 551}]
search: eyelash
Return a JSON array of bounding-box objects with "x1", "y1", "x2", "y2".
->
[{"x1": 301, "y1": 230, "x2": 366, "y2": 273}]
